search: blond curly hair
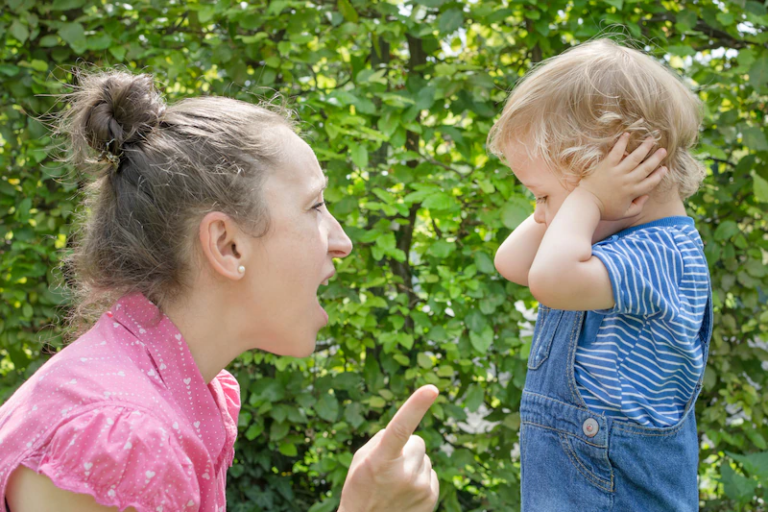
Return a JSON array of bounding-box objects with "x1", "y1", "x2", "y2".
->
[{"x1": 487, "y1": 38, "x2": 706, "y2": 200}]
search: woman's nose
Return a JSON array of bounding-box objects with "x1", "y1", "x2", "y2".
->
[{"x1": 329, "y1": 216, "x2": 353, "y2": 258}]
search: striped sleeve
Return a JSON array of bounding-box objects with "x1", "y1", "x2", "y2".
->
[{"x1": 591, "y1": 233, "x2": 688, "y2": 320}]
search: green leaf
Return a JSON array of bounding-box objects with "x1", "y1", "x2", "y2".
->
[
  {"x1": 308, "y1": 499, "x2": 339, "y2": 512},
  {"x1": 369, "y1": 396, "x2": 386, "y2": 408},
  {"x1": 714, "y1": 220, "x2": 739, "y2": 241},
  {"x1": 423, "y1": 192, "x2": 455, "y2": 210},
  {"x1": 0, "y1": 65, "x2": 20, "y2": 77},
  {"x1": 316, "y1": 393, "x2": 340, "y2": 422},
  {"x1": 720, "y1": 463, "x2": 758, "y2": 504},
  {"x1": 59, "y1": 22, "x2": 87, "y2": 53},
  {"x1": 344, "y1": 403, "x2": 365, "y2": 428},
  {"x1": 417, "y1": 352, "x2": 433, "y2": 369},
  {"x1": 463, "y1": 384, "x2": 484, "y2": 412},
  {"x1": 198, "y1": 5, "x2": 215, "y2": 23},
  {"x1": 245, "y1": 423, "x2": 264, "y2": 440},
  {"x1": 428, "y1": 239, "x2": 455, "y2": 258},
  {"x1": 465, "y1": 310, "x2": 488, "y2": 333},
  {"x1": 10, "y1": 20, "x2": 29, "y2": 43},
  {"x1": 675, "y1": 10, "x2": 697, "y2": 31},
  {"x1": 742, "y1": 126, "x2": 768, "y2": 151},
  {"x1": 469, "y1": 326, "x2": 494, "y2": 354},
  {"x1": 474, "y1": 252, "x2": 496, "y2": 274},
  {"x1": 501, "y1": 198, "x2": 531, "y2": 229},
  {"x1": 753, "y1": 173, "x2": 768, "y2": 203},
  {"x1": 109, "y1": 46, "x2": 127, "y2": 61},
  {"x1": 87, "y1": 33, "x2": 112, "y2": 51},
  {"x1": 270, "y1": 421, "x2": 290, "y2": 441},
  {"x1": 349, "y1": 142, "x2": 368, "y2": 169},
  {"x1": 51, "y1": 0, "x2": 86, "y2": 9},
  {"x1": 338, "y1": 0, "x2": 359, "y2": 23},
  {"x1": 438, "y1": 8, "x2": 464, "y2": 34},
  {"x1": 279, "y1": 442, "x2": 298, "y2": 456},
  {"x1": 602, "y1": 0, "x2": 623, "y2": 9}
]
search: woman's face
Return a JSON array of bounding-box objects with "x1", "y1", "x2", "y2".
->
[{"x1": 241, "y1": 129, "x2": 352, "y2": 357}]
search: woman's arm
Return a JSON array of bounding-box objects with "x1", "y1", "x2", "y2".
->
[
  {"x1": 494, "y1": 213, "x2": 547, "y2": 287},
  {"x1": 6, "y1": 465, "x2": 138, "y2": 512}
]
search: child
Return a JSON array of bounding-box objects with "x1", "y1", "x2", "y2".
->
[{"x1": 488, "y1": 39, "x2": 713, "y2": 511}]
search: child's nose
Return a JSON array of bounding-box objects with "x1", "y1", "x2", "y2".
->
[{"x1": 533, "y1": 206, "x2": 546, "y2": 225}]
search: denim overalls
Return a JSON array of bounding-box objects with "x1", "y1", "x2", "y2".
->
[{"x1": 520, "y1": 296, "x2": 714, "y2": 511}]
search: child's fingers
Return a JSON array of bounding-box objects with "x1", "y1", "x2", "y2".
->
[
  {"x1": 637, "y1": 166, "x2": 668, "y2": 196},
  {"x1": 630, "y1": 147, "x2": 667, "y2": 181},
  {"x1": 607, "y1": 132, "x2": 631, "y2": 164},
  {"x1": 620, "y1": 137, "x2": 657, "y2": 171},
  {"x1": 625, "y1": 194, "x2": 651, "y2": 218}
]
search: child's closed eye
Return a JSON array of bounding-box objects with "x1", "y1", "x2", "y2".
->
[{"x1": 536, "y1": 196, "x2": 548, "y2": 204}]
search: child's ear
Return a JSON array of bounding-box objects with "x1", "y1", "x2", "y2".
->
[{"x1": 564, "y1": 175, "x2": 580, "y2": 192}]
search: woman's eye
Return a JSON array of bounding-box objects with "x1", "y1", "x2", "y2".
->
[{"x1": 312, "y1": 201, "x2": 326, "y2": 211}]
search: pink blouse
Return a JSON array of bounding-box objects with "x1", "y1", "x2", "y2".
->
[{"x1": 0, "y1": 292, "x2": 241, "y2": 512}]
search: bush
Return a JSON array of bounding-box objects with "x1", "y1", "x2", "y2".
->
[{"x1": 1, "y1": 0, "x2": 767, "y2": 510}]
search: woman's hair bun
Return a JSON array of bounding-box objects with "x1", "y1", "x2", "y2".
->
[{"x1": 62, "y1": 69, "x2": 166, "y2": 170}]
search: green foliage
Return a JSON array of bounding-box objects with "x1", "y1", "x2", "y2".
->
[{"x1": 1, "y1": 0, "x2": 767, "y2": 510}]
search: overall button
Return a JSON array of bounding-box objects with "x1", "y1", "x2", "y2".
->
[{"x1": 583, "y1": 418, "x2": 599, "y2": 437}]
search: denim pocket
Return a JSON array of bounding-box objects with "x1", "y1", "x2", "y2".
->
[
  {"x1": 558, "y1": 432, "x2": 615, "y2": 492},
  {"x1": 527, "y1": 306, "x2": 563, "y2": 370}
]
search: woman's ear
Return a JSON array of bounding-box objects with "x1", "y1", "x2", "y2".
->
[{"x1": 198, "y1": 212, "x2": 246, "y2": 280}]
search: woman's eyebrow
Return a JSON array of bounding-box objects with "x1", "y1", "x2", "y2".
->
[{"x1": 308, "y1": 175, "x2": 329, "y2": 198}]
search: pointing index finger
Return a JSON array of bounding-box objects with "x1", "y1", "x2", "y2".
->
[{"x1": 377, "y1": 385, "x2": 439, "y2": 460}]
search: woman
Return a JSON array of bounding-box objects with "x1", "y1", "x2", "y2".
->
[{"x1": 0, "y1": 71, "x2": 439, "y2": 512}]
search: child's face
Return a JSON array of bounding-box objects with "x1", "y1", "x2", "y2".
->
[{"x1": 502, "y1": 142, "x2": 577, "y2": 226}]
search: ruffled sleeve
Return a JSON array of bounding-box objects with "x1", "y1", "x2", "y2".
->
[
  {"x1": 213, "y1": 370, "x2": 241, "y2": 469},
  {"x1": 215, "y1": 369, "x2": 241, "y2": 426},
  {"x1": 24, "y1": 405, "x2": 200, "y2": 512}
]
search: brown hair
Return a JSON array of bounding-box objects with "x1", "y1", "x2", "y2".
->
[
  {"x1": 55, "y1": 69, "x2": 295, "y2": 333},
  {"x1": 487, "y1": 38, "x2": 706, "y2": 199}
]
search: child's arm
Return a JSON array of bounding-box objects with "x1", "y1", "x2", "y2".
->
[
  {"x1": 494, "y1": 214, "x2": 547, "y2": 286},
  {"x1": 528, "y1": 135, "x2": 668, "y2": 311}
]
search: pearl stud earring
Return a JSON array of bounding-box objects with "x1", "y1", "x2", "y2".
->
[{"x1": 238, "y1": 265, "x2": 246, "y2": 274}]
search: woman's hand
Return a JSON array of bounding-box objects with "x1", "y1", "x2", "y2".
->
[
  {"x1": 577, "y1": 133, "x2": 668, "y2": 221},
  {"x1": 339, "y1": 385, "x2": 439, "y2": 512}
]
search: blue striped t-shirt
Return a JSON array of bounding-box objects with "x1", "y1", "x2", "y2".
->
[{"x1": 574, "y1": 216, "x2": 711, "y2": 427}]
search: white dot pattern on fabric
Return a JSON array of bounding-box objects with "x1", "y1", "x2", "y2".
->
[{"x1": 0, "y1": 292, "x2": 241, "y2": 512}]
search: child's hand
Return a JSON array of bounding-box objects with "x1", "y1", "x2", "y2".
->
[{"x1": 577, "y1": 133, "x2": 668, "y2": 221}]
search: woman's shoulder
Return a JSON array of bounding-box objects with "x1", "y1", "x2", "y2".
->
[
  {"x1": 0, "y1": 324, "x2": 164, "y2": 423},
  {"x1": 3, "y1": 404, "x2": 201, "y2": 512}
]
